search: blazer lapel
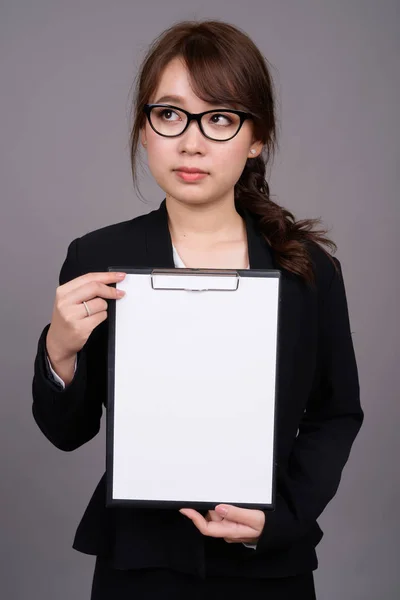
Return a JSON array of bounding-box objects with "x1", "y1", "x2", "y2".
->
[
  {"x1": 236, "y1": 200, "x2": 276, "y2": 270},
  {"x1": 143, "y1": 199, "x2": 175, "y2": 268},
  {"x1": 144, "y1": 197, "x2": 276, "y2": 270}
]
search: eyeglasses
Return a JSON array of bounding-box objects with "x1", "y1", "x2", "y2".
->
[{"x1": 143, "y1": 104, "x2": 254, "y2": 142}]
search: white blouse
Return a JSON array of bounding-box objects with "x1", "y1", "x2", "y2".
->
[{"x1": 172, "y1": 245, "x2": 250, "y2": 270}]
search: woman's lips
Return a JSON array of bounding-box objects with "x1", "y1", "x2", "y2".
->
[{"x1": 174, "y1": 170, "x2": 208, "y2": 182}]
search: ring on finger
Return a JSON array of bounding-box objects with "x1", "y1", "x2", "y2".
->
[{"x1": 82, "y1": 300, "x2": 91, "y2": 317}]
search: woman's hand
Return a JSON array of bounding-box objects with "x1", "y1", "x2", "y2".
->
[
  {"x1": 46, "y1": 271, "x2": 126, "y2": 365},
  {"x1": 179, "y1": 504, "x2": 265, "y2": 545}
]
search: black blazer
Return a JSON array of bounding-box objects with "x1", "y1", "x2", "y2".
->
[{"x1": 32, "y1": 198, "x2": 363, "y2": 579}]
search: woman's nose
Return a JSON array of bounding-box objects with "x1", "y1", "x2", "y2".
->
[{"x1": 178, "y1": 119, "x2": 207, "y2": 153}]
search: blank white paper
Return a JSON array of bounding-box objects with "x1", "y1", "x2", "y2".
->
[{"x1": 110, "y1": 271, "x2": 280, "y2": 506}]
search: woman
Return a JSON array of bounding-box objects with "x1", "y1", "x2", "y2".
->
[{"x1": 32, "y1": 19, "x2": 363, "y2": 599}]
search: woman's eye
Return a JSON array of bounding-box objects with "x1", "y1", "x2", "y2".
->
[
  {"x1": 210, "y1": 114, "x2": 232, "y2": 125},
  {"x1": 161, "y1": 109, "x2": 179, "y2": 120}
]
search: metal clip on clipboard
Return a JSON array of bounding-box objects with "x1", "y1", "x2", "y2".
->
[{"x1": 150, "y1": 268, "x2": 240, "y2": 292}]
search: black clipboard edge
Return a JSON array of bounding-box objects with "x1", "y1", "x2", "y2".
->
[
  {"x1": 106, "y1": 267, "x2": 281, "y2": 512},
  {"x1": 107, "y1": 499, "x2": 274, "y2": 510}
]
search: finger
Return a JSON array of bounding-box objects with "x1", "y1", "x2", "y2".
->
[
  {"x1": 66, "y1": 279, "x2": 126, "y2": 306},
  {"x1": 181, "y1": 509, "x2": 223, "y2": 522},
  {"x1": 60, "y1": 271, "x2": 126, "y2": 295},
  {"x1": 179, "y1": 509, "x2": 209, "y2": 531},
  {"x1": 179, "y1": 509, "x2": 257, "y2": 539},
  {"x1": 179, "y1": 509, "x2": 204, "y2": 520},
  {"x1": 77, "y1": 297, "x2": 109, "y2": 320},
  {"x1": 206, "y1": 510, "x2": 224, "y2": 523},
  {"x1": 215, "y1": 505, "x2": 265, "y2": 530},
  {"x1": 81, "y1": 308, "x2": 108, "y2": 329}
]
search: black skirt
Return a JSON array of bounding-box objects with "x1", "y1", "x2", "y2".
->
[{"x1": 90, "y1": 556, "x2": 317, "y2": 600}]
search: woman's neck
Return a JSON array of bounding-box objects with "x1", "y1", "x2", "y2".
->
[{"x1": 166, "y1": 194, "x2": 245, "y2": 249}]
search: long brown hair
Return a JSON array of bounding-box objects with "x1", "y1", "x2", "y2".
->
[{"x1": 128, "y1": 19, "x2": 337, "y2": 284}]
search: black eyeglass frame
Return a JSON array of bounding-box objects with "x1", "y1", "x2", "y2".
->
[{"x1": 143, "y1": 104, "x2": 254, "y2": 142}]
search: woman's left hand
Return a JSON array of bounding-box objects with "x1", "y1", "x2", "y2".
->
[{"x1": 179, "y1": 504, "x2": 265, "y2": 545}]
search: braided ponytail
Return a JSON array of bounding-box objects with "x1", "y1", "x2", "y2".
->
[{"x1": 235, "y1": 155, "x2": 338, "y2": 285}]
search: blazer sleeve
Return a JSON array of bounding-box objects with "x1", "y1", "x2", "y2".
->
[
  {"x1": 255, "y1": 256, "x2": 364, "y2": 554},
  {"x1": 31, "y1": 238, "x2": 105, "y2": 451}
]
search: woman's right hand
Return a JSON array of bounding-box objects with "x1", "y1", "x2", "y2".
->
[{"x1": 46, "y1": 271, "x2": 127, "y2": 368}]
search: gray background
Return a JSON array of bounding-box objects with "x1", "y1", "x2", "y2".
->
[{"x1": 1, "y1": 1, "x2": 399, "y2": 598}]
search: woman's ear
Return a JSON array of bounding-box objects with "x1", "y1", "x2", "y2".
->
[
  {"x1": 140, "y1": 128, "x2": 147, "y2": 149},
  {"x1": 248, "y1": 140, "x2": 263, "y2": 158}
]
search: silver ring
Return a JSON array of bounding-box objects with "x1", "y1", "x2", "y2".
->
[{"x1": 82, "y1": 301, "x2": 91, "y2": 317}]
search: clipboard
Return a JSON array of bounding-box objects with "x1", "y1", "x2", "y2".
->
[{"x1": 106, "y1": 267, "x2": 281, "y2": 511}]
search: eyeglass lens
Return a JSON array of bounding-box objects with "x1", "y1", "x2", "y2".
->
[{"x1": 149, "y1": 107, "x2": 242, "y2": 140}]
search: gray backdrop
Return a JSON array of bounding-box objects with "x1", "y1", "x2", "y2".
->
[{"x1": 1, "y1": 1, "x2": 399, "y2": 598}]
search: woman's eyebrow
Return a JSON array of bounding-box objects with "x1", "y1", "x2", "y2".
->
[
  {"x1": 154, "y1": 94, "x2": 186, "y2": 105},
  {"x1": 154, "y1": 94, "x2": 226, "y2": 108}
]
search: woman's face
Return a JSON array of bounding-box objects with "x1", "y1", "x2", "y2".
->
[{"x1": 141, "y1": 57, "x2": 263, "y2": 208}]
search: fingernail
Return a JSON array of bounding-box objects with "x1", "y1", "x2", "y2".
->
[
  {"x1": 216, "y1": 506, "x2": 228, "y2": 516},
  {"x1": 116, "y1": 272, "x2": 126, "y2": 278},
  {"x1": 116, "y1": 289, "x2": 126, "y2": 296}
]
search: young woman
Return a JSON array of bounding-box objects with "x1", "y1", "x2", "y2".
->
[{"x1": 32, "y1": 19, "x2": 363, "y2": 599}]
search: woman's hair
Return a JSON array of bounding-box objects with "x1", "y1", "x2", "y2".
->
[{"x1": 129, "y1": 19, "x2": 337, "y2": 285}]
